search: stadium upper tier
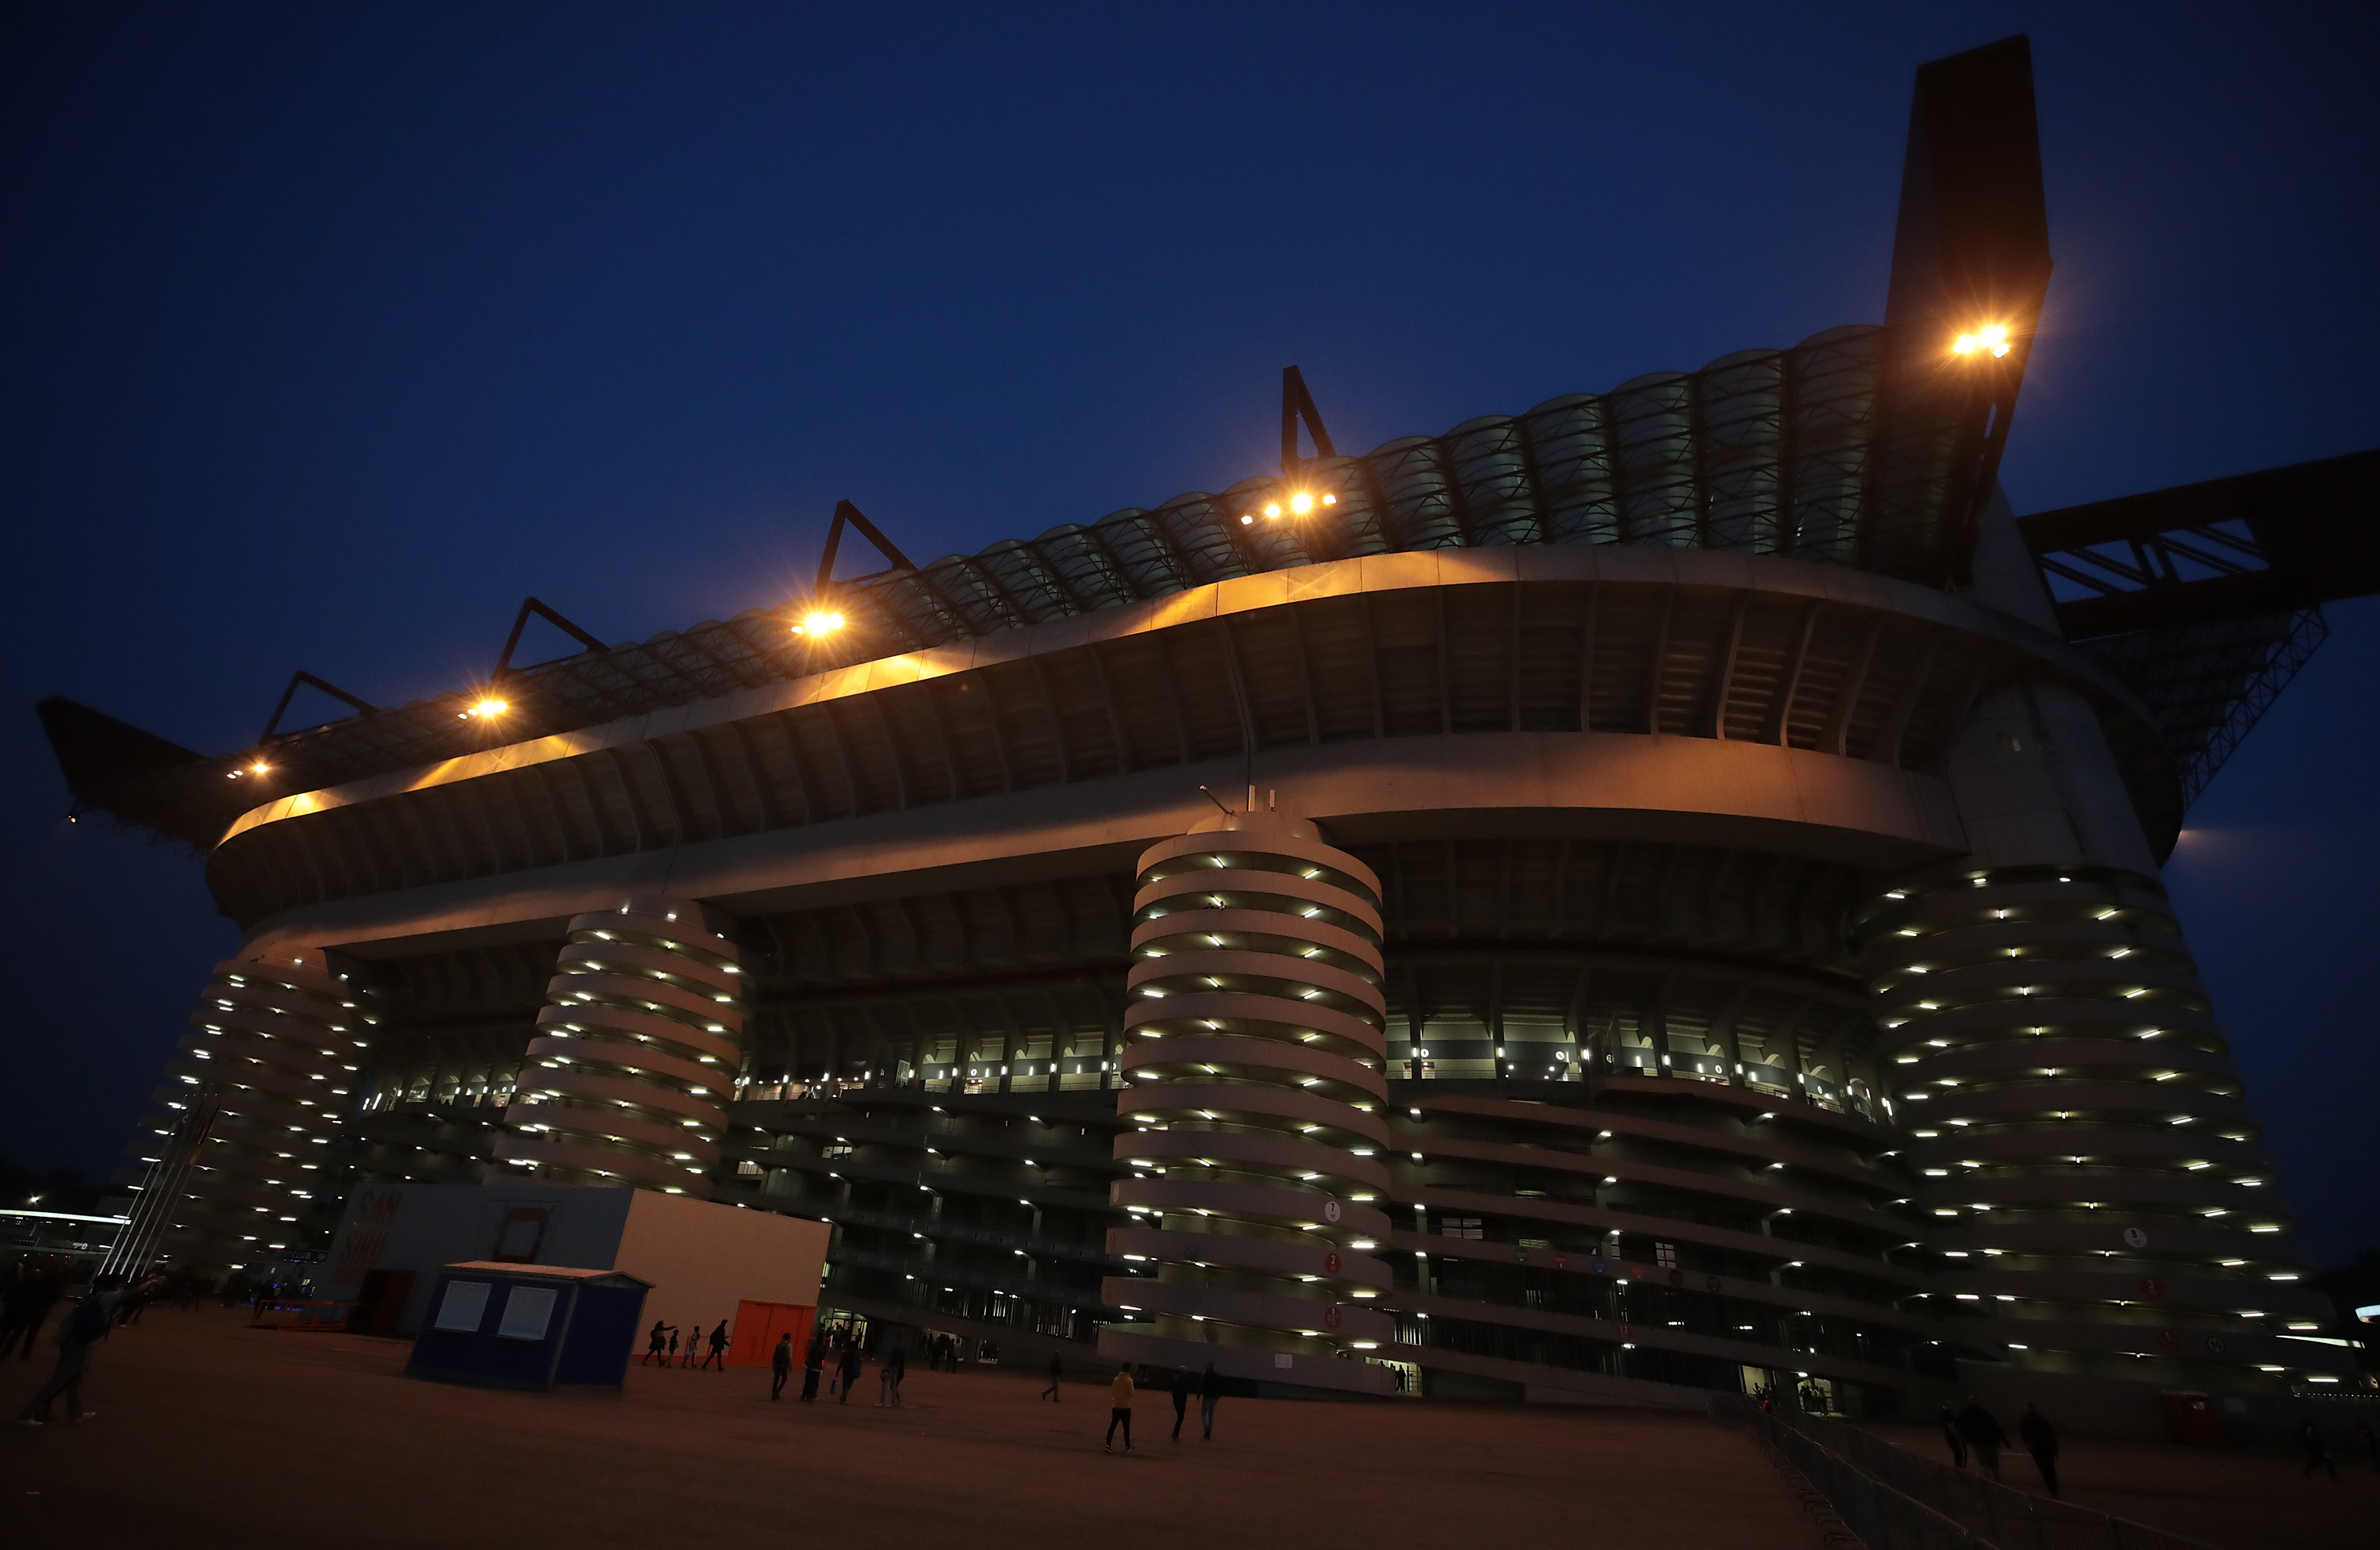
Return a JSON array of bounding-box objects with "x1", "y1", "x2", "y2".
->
[{"x1": 51, "y1": 321, "x2": 2006, "y2": 852}]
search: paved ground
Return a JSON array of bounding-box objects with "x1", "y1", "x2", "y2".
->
[
  {"x1": 4, "y1": 1308, "x2": 1815, "y2": 1549},
  {"x1": 1861, "y1": 1420, "x2": 2380, "y2": 1550}
]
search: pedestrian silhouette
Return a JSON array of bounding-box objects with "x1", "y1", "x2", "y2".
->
[
  {"x1": 2301, "y1": 1417, "x2": 2340, "y2": 1481},
  {"x1": 1170, "y1": 1368, "x2": 1194, "y2": 1441},
  {"x1": 1955, "y1": 1397, "x2": 2007, "y2": 1480},
  {"x1": 701, "y1": 1320, "x2": 729, "y2": 1371},
  {"x1": 1104, "y1": 1365, "x2": 1134, "y2": 1452},
  {"x1": 2017, "y1": 1402, "x2": 2060, "y2": 1497},
  {"x1": 800, "y1": 1334, "x2": 825, "y2": 1401}
]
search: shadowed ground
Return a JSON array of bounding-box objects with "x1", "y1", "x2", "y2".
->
[
  {"x1": 4, "y1": 1308, "x2": 1814, "y2": 1549},
  {"x1": 1858, "y1": 1419, "x2": 2380, "y2": 1550}
]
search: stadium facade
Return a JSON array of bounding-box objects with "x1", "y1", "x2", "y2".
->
[{"x1": 44, "y1": 37, "x2": 2380, "y2": 1418}]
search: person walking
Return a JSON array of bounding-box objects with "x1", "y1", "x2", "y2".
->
[
  {"x1": 837, "y1": 1342, "x2": 863, "y2": 1405},
  {"x1": 1955, "y1": 1397, "x2": 2008, "y2": 1481},
  {"x1": 1199, "y1": 1360, "x2": 1224, "y2": 1441},
  {"x1": 800, "y1": 1333, "x2": 826, "y2": 1402},
  {"x1": 2, "y1": 1273, "x2": 61, "y2": 1362},
  {"x1": 2357, "y1": 1421, "x2": 2379, "y2": 1472},
  {"x1": 2017, "y1": 1402, "x2": 2060, "y2": 1498},
  {"x1": 701, "y1": 1320, "x2": 730, "y2": 1372},
  {"x1": 2301, "y1": 1417, "x2": 2340, "y2": 1481},
  {"x1": 1938, "y1": 1404, "x2": 1968, "y2": 1468},
  {"x1": 0, "y1": 1272, "x2": 49, "y2": 1361},
  {"x1": 770, "y1": 1333, "x2": 794, "y2": 1400},
  {"x1": 665, "y1": 1326, "x2": 681, "y2": 1367},
  {"x1": 885, "y1": 1345, "x2": 906, "y2": 1408},
  {"x1": 1170, "y1": 1368, "x2": 1194, "y2": 1441},
  {"x1": 14, "y1": 1276, "x2": 122, "y2": 1427},
  {"x1": 1041, "y1": 1352, "x2": 1062, "y2": 1402},
  {"x1": 1104, "y1": 1366, "x2": 1134, "y2": 1452},
  {"x1": 643, "y1": 1321, "x2": 672, "y2": 1366}
]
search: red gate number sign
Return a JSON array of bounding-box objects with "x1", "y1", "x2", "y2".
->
[
  {"x1": 1323, "y1": 1252, "x2": 1341, "y2": 1275},
  {"x1": 1322, "y1": 1306, "x2": 1342, "y2": 1330}
]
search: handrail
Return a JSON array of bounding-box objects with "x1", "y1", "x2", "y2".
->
[{"x1": 1710, "y1": 1395, "x2": 2221, "y2": 1550}]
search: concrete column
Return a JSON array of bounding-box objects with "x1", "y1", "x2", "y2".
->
[
  {"x1": 1865, "y1": 681, "x2": 2346, "y2": 1392},
  {"x1": 493, "y1": 898, "x2": 745, "y2": 1199},
  {"x1": 1096, "y1": 805, "x2": 1395, "y2": 1395}
]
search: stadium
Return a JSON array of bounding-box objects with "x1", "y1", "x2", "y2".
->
[{"x1": 40, "y1": 36, "x2": 2379, "y2": 1423}]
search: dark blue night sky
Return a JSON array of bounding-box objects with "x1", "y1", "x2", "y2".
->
[{"x1": 3, "y1": 5, "x2": 2374, "y2": 1260}]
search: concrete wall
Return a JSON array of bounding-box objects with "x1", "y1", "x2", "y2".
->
[
  {"x1": 321, "y1": 1182, "x2": 635, "y2": 1336},
  {"x1": 318, "y1": 1183, "x2": 827, "y2": 1345},
  {"x1": 616, "y1": 1191, "x2": 828, "y2": 1348}
]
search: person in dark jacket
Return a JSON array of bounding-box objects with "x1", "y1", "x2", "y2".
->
[
  {"x1": 837, "y1": 1343, "x2": 863, "y2": 1404},
  {"x1": 2301, "y1": 1417, "x2": 2340, "y2": 1481},
  {"x1": 1939, "y1": 1404, "x2": 1968, "y2": 1468},
  {"x1": 883, "y1": 1345, "x2": 906, "y2": 1407},
  {"x1": 2017, "y1": 1402, "x2": 2059, "y2": 1497},
  {"x1": 1955, "y1": 1397, "x2": 2008, "y2": 1480},
  {"x1": 770, "y1": 1333, "x2": 794, "y2": 1400},
  {"x1": 1042, "y1": 1351, "x2": 1062, "y2": 1402},
  {"x1": 14, "y1": 1276, "x2": 122, "y2": 1426},
  {"x1": 642, "y1": 1321, "x2": 672, "y2": 1366},
  {"x1": 0, "y1": 1272, "x2": 61, "y2": 1361},
  {"x1": 1170, "y1": 1368, "x2": 1196, "y2": 1441},
  {"x1": 701, "y1": 1320, "x2": 730, "y2": 1372},
  {"x1": 1199, "y1": 1360, "x2": 1224, "y2": 1441},
  {"x1": 800, "y1": 1334, "x2": 826, "y2": 1401}
]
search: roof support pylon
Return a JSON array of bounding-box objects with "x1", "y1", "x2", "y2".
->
[
  {"x1": 815, "y1": 500, "x2": 916, "y2": 596},
  {"x1": 259, "y1": 670, "x2": 378, "y2": 743},
  {"x1": 1280, "y1": 366, "x2": 1336, "y2": 477}
]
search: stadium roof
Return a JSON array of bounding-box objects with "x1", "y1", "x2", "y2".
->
[{"x1": 38, "y1": 35, "x2": 2376, "y2": 854}]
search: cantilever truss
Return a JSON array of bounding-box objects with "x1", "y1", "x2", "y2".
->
[{"x1": 2021, "y1": 448, "x2": 2380, "y2": 805}]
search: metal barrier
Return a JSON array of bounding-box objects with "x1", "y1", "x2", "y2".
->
[{"x1": 1710, "y1": 1395, "x2": 2219, "y2": 1550}]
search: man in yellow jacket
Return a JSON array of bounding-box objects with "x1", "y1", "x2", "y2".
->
[{"x1": 1104, "y1": 1366, "x2": 1134, "y2": 1452}]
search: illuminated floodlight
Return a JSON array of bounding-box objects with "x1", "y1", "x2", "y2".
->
[
  {"x1": 1951, "y1": 323, "x2": 2013, "y2": 359},
  {"x1": 1242, "y1": 489, "x2": 1338, "y2": 524},
  {"x1": 458, "y1": 697, "x2": 509, "y2": 720},
  {"x1": 793, "y1": 608, "x2": 846, "y2": 637}
]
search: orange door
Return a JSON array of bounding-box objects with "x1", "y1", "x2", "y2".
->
[{"x1": 727, "y1": 1300, "x2": 816, "y2": 1369}]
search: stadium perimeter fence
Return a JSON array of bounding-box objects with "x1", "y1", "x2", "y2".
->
[{"x1": 1709, "y1": 1395, "x2": 2217, "y2": 1550}]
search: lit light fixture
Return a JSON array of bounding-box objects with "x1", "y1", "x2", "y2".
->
[
  {"x1": 793, "y1": 608, "x2": 846, "y2": 637},
  {"x1": 1242, "y1": 489, "x2": 1338, "y2": 524},
  {"x1": 1951, "y1": 323, "x2": 2013, "y2": 359}
]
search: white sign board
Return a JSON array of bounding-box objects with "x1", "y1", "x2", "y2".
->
[
  {"x1": 433, "y1": 1280, "x2": 491, "y2": 1333},
  {"x1": 497, "y1": 1286, "x2": 558, "y2": 1341}
]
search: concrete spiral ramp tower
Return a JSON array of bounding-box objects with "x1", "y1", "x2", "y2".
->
[
  {"x1": 1859, "y1": 681, "x2": 2334, "y2": 1395},
  {"x1": 1098, "y1": 802, "x2": 1396, "y2": 1394},
  {"x1": 495, "y1": 899, "x2": 745, "y2": 1197},
  {"x1": 131, "y1": 953, "x2": 365, "y2": 1268}
]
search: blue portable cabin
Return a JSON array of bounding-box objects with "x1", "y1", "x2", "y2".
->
[{"x1": 405, "y1": 1261, "x2": 651, "y2": 1391}]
